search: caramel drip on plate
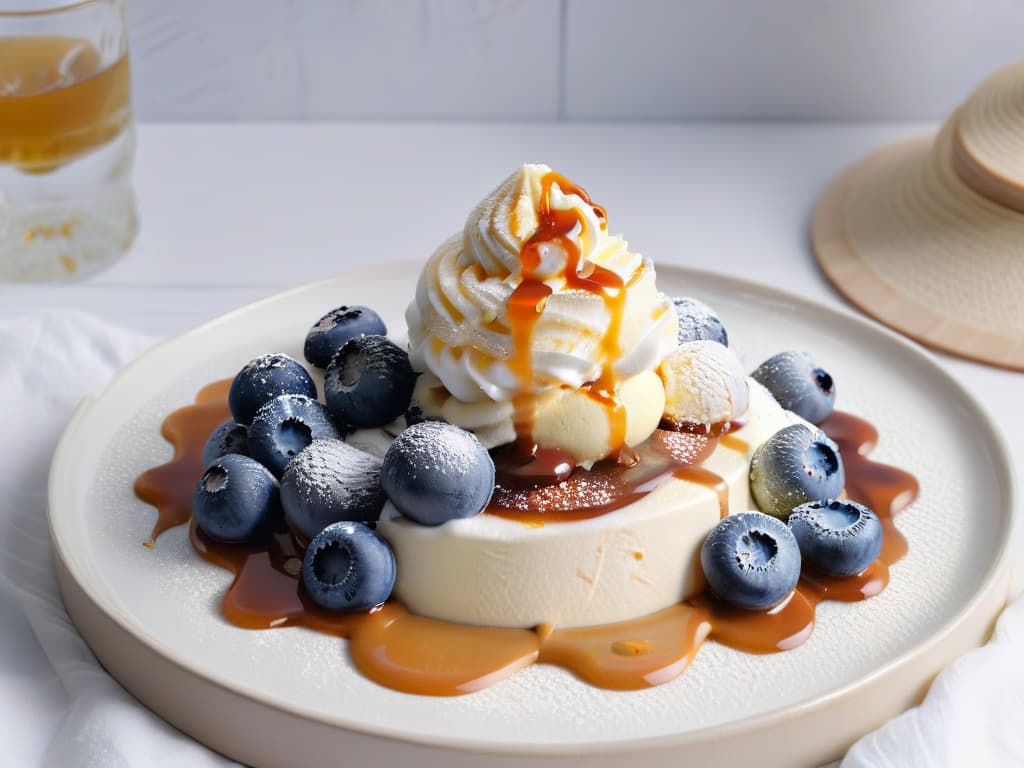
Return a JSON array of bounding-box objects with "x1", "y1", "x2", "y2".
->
[
  {"x1": 507, "y1": 171, "x2": 630, "y2": 456},
  {"x1": 347, "y1": 605, "x2": 540, "y2": 697},
  {"x1": 539, "y1": 604, "x2": 711, "y2": 689},
  {"x1": 191, "y1": 520, "x2": 540, "y2": 696},
  {"x1": 136, "y1": 386, "x2": 918, "y2": 697},
  {"x1": 134, "y1": 379, "x2": 231, "y2": 544},
  {"x1": 820, "y1": 411, "x2": 917, "y2": 563}
]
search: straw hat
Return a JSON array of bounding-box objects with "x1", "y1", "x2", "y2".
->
[{"x1": 813, "y1": 60, "x2": 1024, "y2": 371}]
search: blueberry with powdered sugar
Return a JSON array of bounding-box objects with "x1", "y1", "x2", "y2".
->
[
  {"x1": 701, "y1": 511, "x2": 801, "y2": 610},
  {"x1": 281, "y1": 438, "x2": 386, "y2": 540},
  {"x1": 228, "y1": 353, "x2": 317, "y2": 426},
  {"x1": 201, "y1": 419, "x2": 249, "y2": 467},
  {"x1": 193, "y1": 454, "x2": 281, "y2": 543},
  {"x1": 789, "y1": 499, "x2": 882, "y2": 577},
  {"x1": 751, "y1": 350, "x2": 835, "y2": 424},
  {"x1": 325, "y1": 335, "x2": 417, "y2": 429},
  {"x1": 672, "y1": 297, "x2": 729, "y2": 346},
  {"x1": 302, "y1": 522, "x2": 396, "y2": 612},
  {"x1": 749, "y1": 424, "x2": 845, "y2": 520},
  {"x1": 247, "y1": 394, "x2": 340, "y2": 477},
  {"x1": 381, "y1": 421, "x2": 494, "y2": 526},
  {"x1": 304, "y1": 305, "x2": 387, "y2": 369}
]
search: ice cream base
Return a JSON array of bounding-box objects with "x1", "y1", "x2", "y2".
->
[{"x1": 379, "y1": 381, "x2": 800, "y2": 629}]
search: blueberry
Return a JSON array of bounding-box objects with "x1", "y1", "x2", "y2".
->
[
  {"x1": 201, "y1": 419, "x2": 249, "y2": 467},
  {"x1": 381, "y1": 421, "x2": 494, "y2": 526},
  {"x1": 700, "y1": 512, "x2": 801, "y2": 610},
  {"x1": 304, "y1": 305, "x2": 388, "y2": 369},
  {"x1": 281, "y1": 438, "x2": 386, "y2": 540},
  {"x1": 301, "y1": 522, "x2": 396, "y2": 612},
  {"x1": 325, "y1": 335, "x2": 417, "y2": 429},
  {"x1": 750, "y1": 351, "x2": 835, "y2": 424},
  {"x1": 247, "y1": 394, "x2": 340, "y2": 477},
  {"x1": 193, "y1": 454, "x2": 281, "y2": 543},
  {"x1": 750, "y1": 424, "x2": 845, "y2": 519},
  {"x1": 673, "y1": 297, "x2": 728, "y2": 346},
  {"x1": 228, "y1": 353, "x2": 317, "y2": 426},
  {"x1": 788, "y1": 499, "x2": 883, "y2": 577}
]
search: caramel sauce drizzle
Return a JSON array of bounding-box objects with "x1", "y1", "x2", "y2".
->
[
  {"x1": 135, "y1": 385, "x2": 918, "y2": 697},
  {"x1": 507, "y1": 280, "x2": 552, "y2": 455},
  {"x1": 507, "y1": 171, "x2": 630, "y2": 457},
  {"x1": 819, "y1": 411, "x2": 917, "y2": 563},
  {"x1": 487, "y1": 427, "x2": 724, "y2": 524},
  {"x1": 134, "y1": 379, "x2": 232, "y2": 545}
]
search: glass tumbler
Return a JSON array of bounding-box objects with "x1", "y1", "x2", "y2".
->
[{"x1": 0, "y1": 0, "x2": 136, "y2": 282}]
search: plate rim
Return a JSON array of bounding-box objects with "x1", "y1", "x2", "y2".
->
[{"x1": 48, "y1": 261, "x2": 1018, "y2": 756}]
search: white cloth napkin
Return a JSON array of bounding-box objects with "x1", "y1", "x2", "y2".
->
[
  {"x1": 0, "y1": 310, "x2": 1020, "y2": 768},
  {"x1": 0, "y1": 312, "x2": 236, "y2": 768},
  {"x1": 842, "y1": 594, "x2": 1024, "y2": 768}
]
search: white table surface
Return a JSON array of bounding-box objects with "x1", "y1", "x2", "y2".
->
[{"x1": 1, "y1": 122, "x2": 1021, "y2": 760}]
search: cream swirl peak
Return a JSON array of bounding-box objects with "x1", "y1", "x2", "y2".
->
[{"x1": 407, "y1": 164, "x2": 678, "y2": 463}]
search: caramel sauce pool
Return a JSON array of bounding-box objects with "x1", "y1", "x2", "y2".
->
[
  {"x1": 488, "y1": 427, "x2": 726, "y2": 524},
  {"x1": 135, "y1": 383, "x2": 919, "y2": 696},
  {"x1": 134, "y1": 379, "x2": 231, "y2": 544}
]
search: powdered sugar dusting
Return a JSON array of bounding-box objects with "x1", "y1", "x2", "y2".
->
[
  {"x1": 243, "y1": 353, "x2": 294, "y2": 372},
  {"x1": 389, "y1": 421, "x2": 482, "y2": 479},
  {"x1": 492, "y1": 475, "x2": 617, "y2": 513},
  {"x1": 281, "y1": 438, "x2": 385, "y2": 521},
  {"x1": 650, "y1": 430, "x2": 709, "y2": 464},
  {"x1": 313, "y1": 306, "x2": 361, "y2": 334},
  {"x1": 673, "y1": 296, "x2": 729, "y2": 346}
]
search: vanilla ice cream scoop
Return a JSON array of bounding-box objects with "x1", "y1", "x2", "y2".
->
[
  {"x1": 407, "y1": 164, "x2": 678, "y2": 463},
  {"x1": 415, "y1": 368, "x2": 666, "y2": 466},
  {"x1": 659, "y1": 340, "x2": 750, "y2": 426}
]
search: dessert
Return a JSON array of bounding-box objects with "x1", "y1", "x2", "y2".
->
[
  {"x1": 134, "y1": 164, "x2": 919, "y2": 696},
  {"x1": 406, "y1": 163, "x2": 678, "y2": 465},
  {"x1": 381, "y1": 163, "x2": 801, "y2": 627}
]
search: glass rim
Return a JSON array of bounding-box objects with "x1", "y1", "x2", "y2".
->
[{"x1": 0, "y1": 0, "x2": 114, "y2": 18}]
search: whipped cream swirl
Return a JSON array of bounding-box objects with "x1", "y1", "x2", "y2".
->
[{"x1": 407, "y1": 164, "x2": 677, "y2": 405}]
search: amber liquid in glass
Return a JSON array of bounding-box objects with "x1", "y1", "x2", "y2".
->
[
  {"x1": 0, "y1": 34, "x2": 136, "y2": 282},
  {"x1": 0, "y1": 36, "x2": 131, "y2": 172}
]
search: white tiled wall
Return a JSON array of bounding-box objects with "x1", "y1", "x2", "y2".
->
[
  {"x1": 563, "y1": 0, "x2": 1024, "y2": 120},
  {"x1": 128, "y1": 0, "x2": 1024, "y2": 121},
  {"x1": 129, "y1": 0, "x2": 560, "y2": 120}
]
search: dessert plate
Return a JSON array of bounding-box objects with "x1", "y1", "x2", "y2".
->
[{"x1": 49, "y1": 264, "x2": 1015, "y2": 768}]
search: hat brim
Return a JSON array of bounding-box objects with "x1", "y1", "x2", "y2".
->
[{"x1": 813, "y1": 118, "x2": 1024, "y2": 371}]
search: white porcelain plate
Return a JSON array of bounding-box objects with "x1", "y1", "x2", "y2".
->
[{"x1": 49, "y1": 264, "x2": 1015, "y2": 768}]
